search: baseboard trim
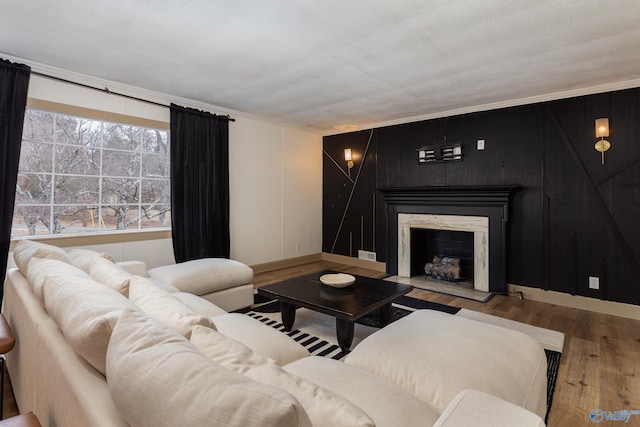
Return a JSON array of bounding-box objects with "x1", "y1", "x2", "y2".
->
[
  {"x1": 250, "y1": 253, "x2": 323, "y2": 274},
  {"x1": 321, "y1": 253, "x2": 387, "y2": 272},
  {"x1": 508, "y1": 284, "x2": 640, "y2": 321}
]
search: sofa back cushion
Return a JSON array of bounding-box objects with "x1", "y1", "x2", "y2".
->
[
  {"x1": 26, "y1": 257, "x2": 91, "y2": 305},
  {"x1": 42, "y1": 273, "x2": 135, "y2": 375},
  {"x1": 89, "y1": 256, "x2": 132, "y2": 297},
  {"x1": 128, "y1": 276, "x2": 215, "y2": 338},
  {"x1": 67, "y1": 248, "x2": 115, "y2": 273},
  {"x1": 106, "y1": 308, "x2": 311, "y2": 427},
  {"x1": 13, "y1": 239, "x2": 71, "y2": 274},
  {"x1": 190, "y1": 325, "x2": 375, "y2": 427}
]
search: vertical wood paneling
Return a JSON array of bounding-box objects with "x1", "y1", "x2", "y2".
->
[{"x1": 323, "y1": 87, "x2": 640, "y2": 306}]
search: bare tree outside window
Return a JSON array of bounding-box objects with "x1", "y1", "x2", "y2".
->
[{"x1": 12, "y1": 109, "x2": 171, "y2": 236}]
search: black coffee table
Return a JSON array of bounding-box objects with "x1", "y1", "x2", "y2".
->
[{"x1": 257, "y1": 271, "x2": 413, "y2": 352}]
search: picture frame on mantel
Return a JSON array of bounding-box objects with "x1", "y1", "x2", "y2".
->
[{"x1": 417, "y1": 142, "x2": 463, "y2": 163}]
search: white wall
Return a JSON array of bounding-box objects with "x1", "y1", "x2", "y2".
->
[
  {"x1": 19, "y1": 71, "x2": 323, "y2": 268},
  {"x1": 229, "y1": 123, "x2": 322, "y2": 265}
]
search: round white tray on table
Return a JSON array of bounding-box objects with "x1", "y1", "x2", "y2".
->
[{"x1": 319, "y1": 273, "x2": 356, "y2": 288}]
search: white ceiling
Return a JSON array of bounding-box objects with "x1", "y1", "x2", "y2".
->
[{"x1": 2, "y1": 0, "x2": 640, "y2": 132}]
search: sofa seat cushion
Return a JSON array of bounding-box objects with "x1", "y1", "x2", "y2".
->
[
  {"x1": 114, "y1": 260, "x2": 148, "y2": 278},
  {"x1": 197, "y1": 283, "x2": 255, "y2": 312},
  {"x1": 143, "y1": 277, "x2": 181, "y2": 293},
  {"x1": 106, "y1": 308, "x2": 311, "y2": 427},
  {"x1": 284, "y1": 356, "x2": 442, "y2": 427},
  {"x1": 128, "y1": 276, "x2": 215, "y2": 338},
  {"x1": 344, "y1": 309, "x2": 548, "y2": 418},
  {"x1": 172, "y1": 292, "x2": 228, "y2": 318},
  {"x1": 433, "y1": 389, "x2": 545, "y2": 427},
  {"x1": 191, "y1": 326, "x2": 374, "y2": 427},
  {"x1": 212, "y1": 313, "x2": 309, "y2": 366},
  {"x1": 147, "y1": 258, "x2": 254, "y2": 295}
]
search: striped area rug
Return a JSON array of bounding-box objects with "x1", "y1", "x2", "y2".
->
[{"x1": 246, "y1": 311, "x2": 350, "y2": 360}]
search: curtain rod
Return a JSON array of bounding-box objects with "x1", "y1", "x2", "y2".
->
[{"x1": 31, "y1": 70, "x2": 235, "y2": 122}]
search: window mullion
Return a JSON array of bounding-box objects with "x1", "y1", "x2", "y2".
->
[
  {"x1": 98, "y1": 121, "x2": 104, "y2": 231},
  {"x1": 50, "y1": 113, "x2": 57, "y2": 234}
]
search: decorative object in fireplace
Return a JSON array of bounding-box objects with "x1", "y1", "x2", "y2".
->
[{"x1": 424, "y1": 256, "x2": 461, "y2": 282}]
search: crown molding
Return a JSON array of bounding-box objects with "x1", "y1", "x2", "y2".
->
[{"x1": 323, "y1": 79, "x2": 640, "y2": 136}]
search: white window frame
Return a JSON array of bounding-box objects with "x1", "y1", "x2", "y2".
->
[{"x1": 12, "y1": 100, "x2": 172, "y2": 240}]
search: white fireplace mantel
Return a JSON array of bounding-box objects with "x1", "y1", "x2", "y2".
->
[{"x1": 398, "y1": 213, "x2": 490, "y2": 292}]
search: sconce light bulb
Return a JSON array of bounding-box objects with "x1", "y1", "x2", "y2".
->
[
  {"x1": 595, "y1": 118, "x2": 609, "y2": 138},
  {"x1": 594, "y1": 118, "x2": 611, "y2": 164}
]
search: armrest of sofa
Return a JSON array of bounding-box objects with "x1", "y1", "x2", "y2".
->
[
  {"x1": 434, "y1": 389, "x2": 546, "y2": 427},
  {"x1": 116, "y1": 261, "x2": 148, "y2": 277}
]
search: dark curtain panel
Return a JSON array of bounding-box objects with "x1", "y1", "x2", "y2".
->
[
  {"x1": 0, "y1": 59, "x2": 31, "y2": 303},
  {"x1": 170, "y1": 104, "x2": 230, "y2": 262}
]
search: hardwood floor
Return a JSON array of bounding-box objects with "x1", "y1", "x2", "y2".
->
[
  {"x1": 255, "y1": 261, "x2": 640, "y2": 427},
  {"x1": 3, "y1": 260, "x2": 637, "y2": 426}
]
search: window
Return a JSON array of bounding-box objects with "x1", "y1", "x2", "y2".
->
[{"x1": 12, "y1": 108, "x2": 171, "y2": 236}]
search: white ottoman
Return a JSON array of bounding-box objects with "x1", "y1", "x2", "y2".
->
[
  {"x1": 148, "y1": 258, "x2": 254, "y2": 312},
  {"x1": 434, "y1": 389, "x2": 545, "y2": 427},
  {"x1": 344, "y1": 309, "x2": 547, "y2": 418}
]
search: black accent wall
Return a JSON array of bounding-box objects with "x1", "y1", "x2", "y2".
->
[{"x1": 323, "y1": 87, "x2": 640, "y2": 306}]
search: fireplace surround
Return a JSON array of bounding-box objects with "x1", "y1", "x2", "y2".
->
[{"x1": 379, "y1": 185, "x2": 519, "y2": 293}]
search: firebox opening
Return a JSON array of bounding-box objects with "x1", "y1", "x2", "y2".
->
[{"x1": 410, "y1": 228, "x2": 474, "y2": 286}]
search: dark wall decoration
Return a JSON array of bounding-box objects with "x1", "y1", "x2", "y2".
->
[{"x1": 323, "y1": 87, "x2": 640, "y2": 306}]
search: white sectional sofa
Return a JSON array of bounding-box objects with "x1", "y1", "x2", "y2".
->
[{"x1": 3, "y1": 240, "x2": 548, "y2": 427}]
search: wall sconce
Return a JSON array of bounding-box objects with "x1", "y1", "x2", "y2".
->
[
  {"x1": 595, "y1": 118, "x2": 611, "y2": 165},
  {"x1": 344, "y1": 148, "x2": 355, "y2": 176}
]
